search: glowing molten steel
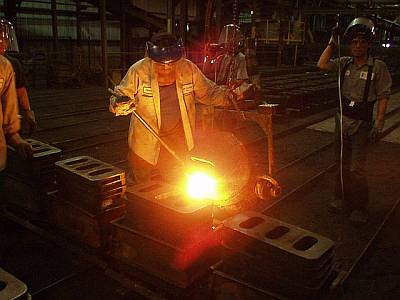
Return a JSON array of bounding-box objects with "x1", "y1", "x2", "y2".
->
[{"x1": 186, "y1": 171, "x2": 218, "y2": 200}]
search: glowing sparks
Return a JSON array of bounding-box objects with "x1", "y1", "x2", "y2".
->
[{"x1": 186, "y1": 171, "x2": 218, "y2": 200}]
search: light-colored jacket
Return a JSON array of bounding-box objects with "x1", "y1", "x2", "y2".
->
[
  {"x1": 114, "y1": 57, "x2": 232, "y2": 165},
  {"x1": 0, "y1": 55, "x2": 20, "y2": 171}
]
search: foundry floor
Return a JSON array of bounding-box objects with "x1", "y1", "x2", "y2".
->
[{"x1": 1, "y1": 86, "x2": 400, "y2": 299}]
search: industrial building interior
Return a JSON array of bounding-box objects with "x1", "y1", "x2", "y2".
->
[{"x1": 1, "y1": 0, "x2": 400, "y2": 299}]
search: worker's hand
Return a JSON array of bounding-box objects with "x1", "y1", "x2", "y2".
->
[
  {"x1": 15, "y1": 140, "x2": 34, "y2": 160},
  {"x1": 227, "y1": 90, "x2": 241, "y2": 103},
  {"x1": 22, "y1": 109, "x2": 37, "y2": 136},
  {"x1": 369, "y1": 119, "x2": 384, "y2": 143},
  {"x1": 109, "y1": 95, "x2": 136, "y2": 116},
  {"x1": 329, "y1": 25, "x2": 343, "y2": 48}
]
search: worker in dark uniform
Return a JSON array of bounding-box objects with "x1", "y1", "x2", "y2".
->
[
  {"x1": 109, "y1": 33, "x2": 238, "y2": 184},
  {"x1": 317, "y1": 17, "x2": 392, "y2": 225},
  {"x1": 0, "y1": 19, "x2": 33, "y2": 197}
]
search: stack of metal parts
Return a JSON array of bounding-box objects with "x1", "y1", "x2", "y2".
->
[
  {"x1": 218, "y1": 211, "x2": 336, "y2": 299},
  {"x1": 5, "y1": 138, "x2": 61, "y2": 211},
  {"x1": 0, "y1": 268, "x2": 29, "y2": 300},
  {"x1": 111, "y1": 180, "x2": 221, "y2": 288},
  {"x1": 52, "y1": 156, "x2": 126, "y2": 248}
]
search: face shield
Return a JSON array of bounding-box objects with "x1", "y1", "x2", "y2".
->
[
  {"x1": 0, "y1": 19, "x2": 19, "y2": 53},
  {"x1": 146, "y1": 33, "x2": 184, "y2": 64},
  {"x1": 344, "y1": 17, "x2": 375, "y2": 42},
  {"x1": 218, "y1": 24, "x2": 244, "y2": 50}
]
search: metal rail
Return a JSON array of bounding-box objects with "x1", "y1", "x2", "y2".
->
[
  {"x1": 36, "y1": 115, "x2": 119, "y2": 133},
  {"x1": 38, "y1": 108, "x2": 108, "y2": 121}
]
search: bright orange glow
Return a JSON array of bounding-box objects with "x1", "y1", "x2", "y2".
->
[
  {"x1": 173, "y1": 226, "x2": 221, "y2": 270},
  {"x1": 186, "y1": 171, "x2": 219, "y2": 200}
]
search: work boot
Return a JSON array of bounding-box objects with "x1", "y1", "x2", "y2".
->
[
  {"x1": 350, "y1": 210, "x2": 368, "y2": 226},
  {"x1": 328, "y1": 199, "x2": 343, "y2": 214}
]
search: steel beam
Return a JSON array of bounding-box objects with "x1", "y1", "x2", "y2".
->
[
  {"x1": 179, "y1": 0, "x2": 188, "y2": 42},
  {"x1": 76, "y1": 0, "x2": 81, "y2": 47},
  {"x1": 302, "y1": 7, "x2": 400, "y2": 16},
  {"x1": 99, "y1": 0, "x2": 108, "y2": 88},
  {"x1": 51, "y1": 0, "x2": 58, "y2": 52}
]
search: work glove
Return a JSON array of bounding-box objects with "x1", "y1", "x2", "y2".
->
[
  {"x1": 15, "y1": 140, "x2": 34, "y2": 160},
  {"x1": 369, "y1": 119, "x2": 384, "y2": 143},
  {"x1": 109, "y1": 94, "x2": 136, "y2": 116},
  {"x1": 22, "y1": 109, "x2": 37, "y2": 136},
  {"x1": 227, "y1": 90, "x2": 240, "y2": 103}
]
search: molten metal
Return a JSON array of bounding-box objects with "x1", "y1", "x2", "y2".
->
[{"x1": 186, "y1": 171, "x2": 219, "y2": 201}]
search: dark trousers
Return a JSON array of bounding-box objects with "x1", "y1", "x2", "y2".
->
[{"x1": 334, "y1": 114, "x2": 372, "y2": 211}]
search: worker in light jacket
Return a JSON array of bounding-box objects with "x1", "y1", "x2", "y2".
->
[
  {"x1": 110, "y1": 33, "x2": 238, "y2": 183},
  {"x1": 0, "y1": 19, "x2": 33, "y2": 196}
]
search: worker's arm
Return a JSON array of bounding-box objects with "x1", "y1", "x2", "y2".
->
[
  {"x1": 109, "y1": 64, "x2": 139, "y2": 116},
  {"x1": 2, "y1": 64, "x2": 33, "y2": 159},
  {"x1": 7, "y1": 132, "x2": 33, "y2": 160},
  {"x1": 17, "y1": 86, "x2": 30, "y2": 110},
  {"x1": 17, "y1": 86, "x2": 37, "y2": 135},
  {"x1": 369, "y1": 60, "x2": 392, "y2": 142},
  {"x1": 375, "y1": 98, "x2": 388, "y2": 129},
  {"x1": 190, "y1": 61, "x2": 236, "y2": 107},
  {"x1": 317, "y1": 43, "x2": 336, "y2": 70}
]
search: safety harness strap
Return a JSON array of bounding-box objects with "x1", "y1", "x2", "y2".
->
[
  {"x1": 341, "y1": 57, "x2": 375, "y2": 121},
  {"x1": 362, "y1": 59, "x2": 374, "y2": 103}
]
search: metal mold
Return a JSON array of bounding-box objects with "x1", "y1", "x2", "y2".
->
[
  {"x1": 222, "y1": 239, "x2": 335, "y2": 287},
  {"x1": 55, "y1": 156, "x2": 126, "y2": 185},
  {"x1": 125, "y1": 180, "x2": 213, "y2": 239},
  {"x1": 65, "y1": 157, "x2": 89, "y2": 165},
  {"x1": 265, "y1": 225, "x2": 290, "y2": 239},
  {"x1": 56, "y1": 172, "x2": 125, "y2": 193},
  {"x1": 50, "y1": 199, "x2": 126, "y2": 249},
  {"x1": 211, "y1": 260, "x2": 340, "y2": 300},
  {"x1": 55, "y1": 156, "x2": 126, "y2": 213},
  {"x1": 6, "y1": 138, "x2": 61, "y2": 189},
  {"x1": 0, "y1": 268, "x2": 28, "y2": 300},
  {"x1": 223, "y1": 211, "x2": 335, "y2": 267},
  {"x1": 58, "y1": 183, "x2": 126, "y2": 213},
  {"x1": 75, "y1": 163, "x2": 101, "y2": 171},
  {"x1": 111, "y1": 217, "x2": 221, "y2": 288},
  {"x1": 239, "y1": 216, "x2": 264, "y2": 229}
]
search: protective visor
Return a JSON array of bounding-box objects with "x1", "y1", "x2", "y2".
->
[
  {"x1": 0, "y1": 19, "x2": 19, "y2": 52},
  {"x1": 146, "y1": 38, "x2": 184, "y2": 64},
  {"x1": 218, "y1": 24, "x2": 243, "y2": 45}
]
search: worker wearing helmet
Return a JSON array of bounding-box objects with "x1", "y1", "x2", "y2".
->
[
  {"x1": 215, "y1": 24, "x2": 255, "y2": 100},
  {"x1": 109, "y1": 33, "x2": 237, "y2": 183},
  {"x1": 317, "y1": 17, "x2": 392, "y2": 225},
  {"x1": 0, "y1": 19, "x2": 36, "y2": 136},
  {"x1": 0, "y1": 19, "x2": 33, "y2": 194}
]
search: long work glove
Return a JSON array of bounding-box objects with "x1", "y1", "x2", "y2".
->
[{"x1": 109, "y1": 94, "x2": 136, "y2": 116}]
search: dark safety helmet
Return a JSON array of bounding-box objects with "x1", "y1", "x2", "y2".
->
[
  {"x1": 0, "y1": 18, "x2": 19, "y2": 53},
  {"x1": 344, "y1": 17, "x2": 375, "y2": 41},
  {"x1": 146, "y1": 33, "x2": 184, "y2": 64}
]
